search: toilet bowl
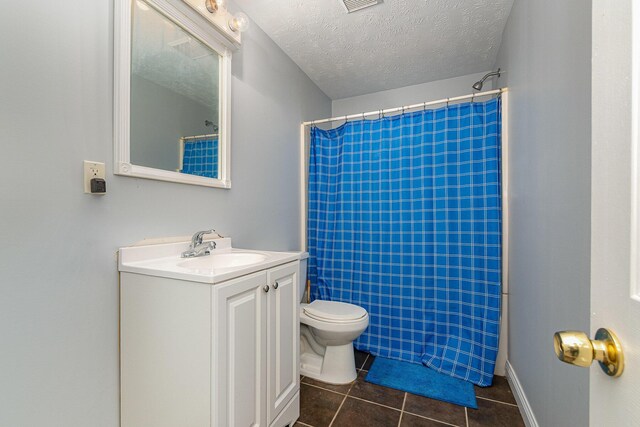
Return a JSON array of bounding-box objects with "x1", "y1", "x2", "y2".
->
[{"x1": 300, "y1": 300, "x2": 369, "y2": 384}]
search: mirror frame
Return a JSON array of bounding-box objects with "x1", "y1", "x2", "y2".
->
[{"x1": 114, "y1": 0, "x2": 233, "y2": 188}]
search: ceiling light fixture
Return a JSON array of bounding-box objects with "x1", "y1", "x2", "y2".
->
[{"x1": 204, "y1": 0, "x2": 249, "y2": 33}]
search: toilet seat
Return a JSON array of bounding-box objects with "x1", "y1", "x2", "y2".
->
[{"x1": 303, "y1": 300, "x2": 367, "y2": 323}]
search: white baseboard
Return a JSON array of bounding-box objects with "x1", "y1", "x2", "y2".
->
[{"x1": 505, "y1": 360, "x2": 539, "y2": 427}]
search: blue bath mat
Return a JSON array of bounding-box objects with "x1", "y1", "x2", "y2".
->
[{"x1": 366, "y1": 357, "x2": 477, "y2": 409}]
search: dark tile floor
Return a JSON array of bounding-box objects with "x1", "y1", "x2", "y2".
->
[{"x1": 295, "y1": 350, "x2": 525, "y2": 427}]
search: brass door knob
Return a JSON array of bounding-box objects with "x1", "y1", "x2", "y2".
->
[{"x1": 553, "y1": 328, "x2": 624, "y2": 377}]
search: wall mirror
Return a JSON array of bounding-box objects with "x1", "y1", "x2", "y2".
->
[{"x1": 114, "y1": 0, "x2": 233, "y2": 188}]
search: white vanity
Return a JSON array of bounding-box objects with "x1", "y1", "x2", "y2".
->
[{"x1": 118, "y1": 237, "x2": 304, "y2": 427}]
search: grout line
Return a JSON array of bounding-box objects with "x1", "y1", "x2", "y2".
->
[
  {"x1": 465, "y1": 407, "x2": 469, "y2": 427},
  {"x1": 301, "y1": 382, "x2": 348, "y2": 396},
  {"x1": 359, "y1": 354, "x2": 369, "y2": 372},
  {"x1": 346, "y1": 375, "x2": 356, "y2": 394},
  {"x1": 402, "y1": 410, "x2": 460, "y2": 427},
  {"x1": 476, "y1": 396, "x2": 519, "y2": 407},
  {"x1": 328, "y1": 395, "x2": 348, "y2": 427},
  {"x1": 397, "y1": 393, "x2": 407, "y2": 427},
  {"x1": 347, "y1": 395, "x2": 402, "y2": 412}
]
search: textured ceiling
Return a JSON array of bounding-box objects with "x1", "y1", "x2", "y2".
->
[
  {"x1": 132, "y1": 1, "x2": 219, "y2": 108},
  {"x1": 233, "y1": 0, "x2": 514, "y2": 99}
]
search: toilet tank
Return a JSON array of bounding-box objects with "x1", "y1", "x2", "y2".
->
[{"x1": 299, "y1": 255, "x2": 308, "y2": 303}]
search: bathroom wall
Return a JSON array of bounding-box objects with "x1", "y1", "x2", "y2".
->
[
  {"x1": 130, "y1": 75, "x2": 213, "y2": 171},
  {"x1": 0, "y1": 1, "x2": 330, "y2": 425},
  {"x1": 331, "y1": 71, "x2": 492, "y2": 117},
  {"x1": 493, "y1": 0, "x2": 592, "y2": 425}
]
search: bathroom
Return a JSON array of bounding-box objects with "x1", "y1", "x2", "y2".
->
[{"x1": 0, "y1": 0, "x2": 637, "y2": 426}]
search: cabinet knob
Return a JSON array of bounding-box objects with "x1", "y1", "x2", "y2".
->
[
  {"x1": 263, "y1": 285, "x2": 270, "y2": 293},
  {"x1": 273, "y1": 281, "x2": 279, "y2": 290}
]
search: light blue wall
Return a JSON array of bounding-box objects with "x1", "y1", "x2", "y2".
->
[
  {"x1": 0, "y1": 1, "x2": 330, "y2": 425},
  {"x1": 493, "y1": 0, "x2": 591, "y2": 425},
  {"x1": 331, "y1": 72, "x2": 492, "y2": 117}
]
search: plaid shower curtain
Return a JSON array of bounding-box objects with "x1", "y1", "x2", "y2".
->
[
  {"x1": 307, "y1": 98, "x2": 502, "y2": 386},
  {"x1": 181, "y1": 138, "x2": 219, "y2": 178}
]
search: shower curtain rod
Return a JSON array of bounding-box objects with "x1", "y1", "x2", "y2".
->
[
  {"x1": 302, "y1": 88, "x2": 504, "y2": 126},
  {"x1": 180, "y1": 133, "x2": 218, "y2": 141}
]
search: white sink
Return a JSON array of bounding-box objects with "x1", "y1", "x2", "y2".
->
[
  {"x1": 118, "y1": 237, "x2": 306, "y2": 284},
  {"x1": 178, "y1": 252, "x2": 268, "y2": 272}
]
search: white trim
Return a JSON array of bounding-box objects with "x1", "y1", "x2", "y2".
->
[
  {"x1": 501, "y1": 89, "x2": 510, "y2": 295},
  {"x1": 631, "y1": 0, "x2": 640, "y2": 303},
  {"x1": 113, "y1": 0, "x2": 131, "y2": 177},
  {"x1": 113, "y1": 0, "x2": 232, "y2": 189},
  {"x1": 300, "y1": 123, "x2": 307, "y2": 251},
  {"x1": 218, "y1": 49, "x2": 232, "y2": 187},
  {"x1": 505, "y1": 361, "x2": 539, "y2": 427},
  {"x1": 178, "y1": 138, "x2": 185, "y2": 172},
  {"x1": 122, "y1": 163, "x2": 231, "y2": 188},
  {"x1": 493, "y1": 89, "x2": 509, "y2": 377}
]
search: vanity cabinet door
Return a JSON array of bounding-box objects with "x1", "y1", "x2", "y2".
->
[
  {"x1": 120, "y1": 274, "x2": 211, "y2": 427},
  {"x1": 266, "y1": 262, "x2": 299, "y2": 424},
  {"x1": 212, "y1": 271, "x2": 268, "y2": 427}
]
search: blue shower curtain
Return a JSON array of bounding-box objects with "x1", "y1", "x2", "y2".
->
[
  {"x1": 181, "y1": 138, "x2": 219, "y2": 178},
  {"x1": 307, "y1": 98, "x2": 502, "y2": 387}
]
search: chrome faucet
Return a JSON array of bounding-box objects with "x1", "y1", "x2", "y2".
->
[{"x1": 181, "y1": 229, "x2": 222, "y2": 258}]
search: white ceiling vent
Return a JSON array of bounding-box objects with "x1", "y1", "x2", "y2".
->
[{"x1": 340, "y1": 0, "x2": 382, "y2": 13}]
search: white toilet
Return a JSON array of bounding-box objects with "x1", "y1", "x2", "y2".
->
[{"x1": 299, "y1": 300, "x2": 369, "y2": 384}]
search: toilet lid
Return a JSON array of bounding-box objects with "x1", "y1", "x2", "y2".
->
[{"x1": 303, "y1": 300, "x2": 367, "y2": 322}]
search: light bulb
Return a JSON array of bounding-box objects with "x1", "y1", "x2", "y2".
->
[
  {"x1": 228, "y1": 12, "x2": 250, "y2": 33},
  {"x1": 205, "y1": 0, "x2": 226, "y2": 13}
]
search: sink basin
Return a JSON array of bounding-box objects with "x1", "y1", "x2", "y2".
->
[{"x1": 177, "y1": 252, "x2": 268, "y2": 272}]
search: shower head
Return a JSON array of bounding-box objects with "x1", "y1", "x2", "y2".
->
[{"x1": 472, "y1": 69, "x2": 501, "y2": 91}]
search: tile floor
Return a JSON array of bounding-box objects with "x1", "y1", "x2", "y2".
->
[{"x1": 295, "y1": 350, "x2": 525, "y2": 427}]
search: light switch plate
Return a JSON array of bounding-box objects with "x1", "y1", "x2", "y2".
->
[{"x1": 84, "y1": 160, "x2": 106, "y2": 194}]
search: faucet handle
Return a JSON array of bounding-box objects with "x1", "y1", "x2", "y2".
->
[
  {"x1": 191, "y1": 230, "x2": 207, "y2": 246},
  {"x1": 209, "y1": 229, "x2": 223, "y2": 239},
  {"x1": 191, "y1": 229, "x2": 222, "y2": 246}
]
